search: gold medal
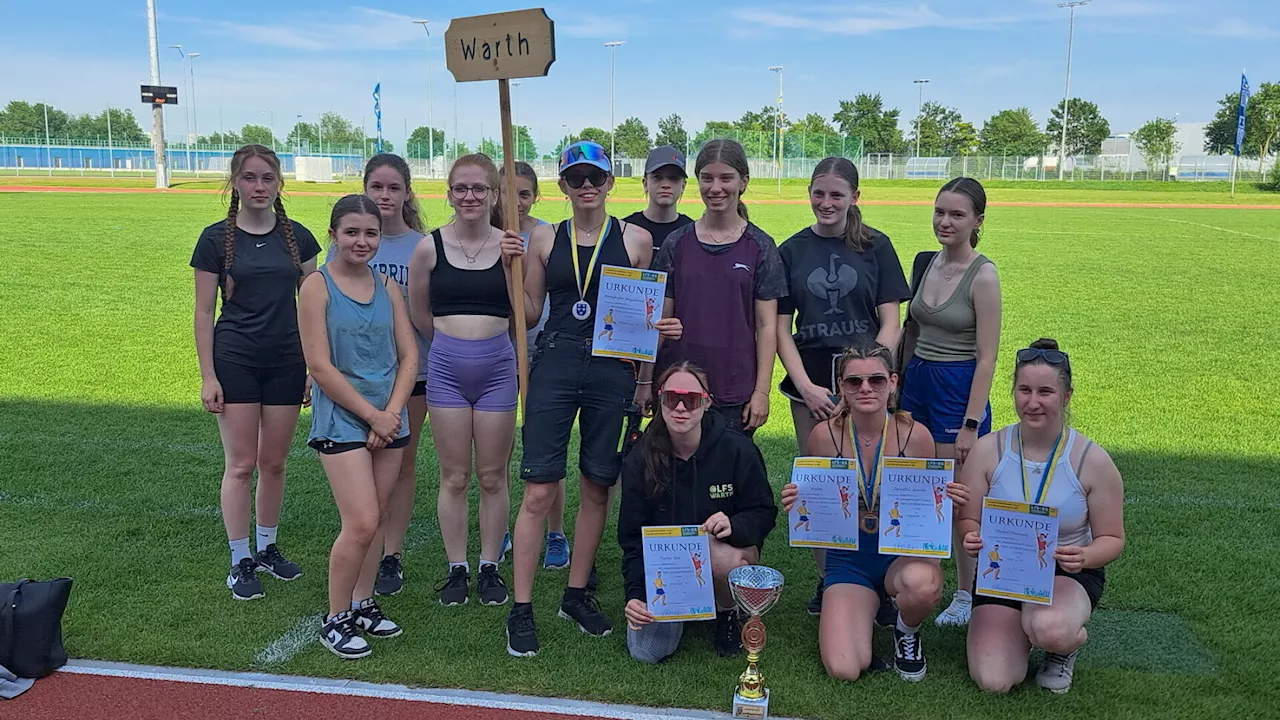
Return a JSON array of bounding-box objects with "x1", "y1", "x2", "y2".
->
[
  {"x1": 851, "y1": 414, "x2": 889, "y2": 535},
  {"x1": 861, "y1": 511, "x2": 878, "y2": 534}
]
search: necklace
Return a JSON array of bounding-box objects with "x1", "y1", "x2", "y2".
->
[
  {"x1": 454, "y1": 228, "x2": 491, "y2": 264},
  {"x1": 575, "y1": 220, "x2": 606, "y2": 243},
  {"x1": 939, "y1": 251, "x2": 975, "y2": 281},
  {"x1": 701, "y1": 221, "x2": 745, "y2": 244}
]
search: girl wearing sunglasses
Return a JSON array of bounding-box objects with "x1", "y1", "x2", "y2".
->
[
  {"x1": 500, "y1": 141, "x2": 683, "y2": 658},
  {"x1": 959, "y1": 339, "x2": 1125, "y2": 695},
  {"x1": 618, "y1": 362, "x2": 777, "y2": 663},
  {"x1": 781, "y1": 344, "x2": 967, "y2": 683}
]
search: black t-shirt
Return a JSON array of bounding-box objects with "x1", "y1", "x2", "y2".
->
[
  {"x1": 190, "y1": 218, "x2": 322, "y2": 367},
  {"x1": 777, "y1": 227, "x2": 910, "y2": 351},
  {"x1": 622, "y1": 211, "x2": 694, "y2": 254}
]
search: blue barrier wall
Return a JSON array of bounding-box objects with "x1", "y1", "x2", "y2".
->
[{"x1": 0, "y1": 144, "x2": 363, "y2": 174}]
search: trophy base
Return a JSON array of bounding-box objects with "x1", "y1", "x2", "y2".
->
[{"x1": 732, "y1": 689, "x2": 769, "y2": 719}]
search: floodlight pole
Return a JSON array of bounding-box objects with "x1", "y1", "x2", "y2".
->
[
  {"x1": 146, "y1": 0, "x2": 168, "y2": 187},
  {"x1": 605, "y1": 41, "x2": 625, "y2": 159},
  {"x1": 413, "y1": 20, "x2": 435, "y2": 175},
  {"x1": 1057, "y1": 1, "x2": 1088, "y2": 181},
  {"x1": 913, "y1": 79, "x2": 930, "y2": 158},
  {"x1": 769, "y1": 66, "x2": 783, "y2": 193}
]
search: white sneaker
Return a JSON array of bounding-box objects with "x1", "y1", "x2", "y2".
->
[
  {"x1": 1036, "y1": 649, "x2": 1080, "y2": 694},
  {"x1": 354, "y1": 598, "x2": 403, "y2": 638},
  {"x1": 934, "y1": 591, "x2": 972, "y2": 627},
  {"x1": 321, "y1": 611, "x2": 371, "y2": 659}
]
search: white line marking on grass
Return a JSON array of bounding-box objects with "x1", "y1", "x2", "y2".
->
[
  {"x1": 253, "y1": 614, "x2": 323, "y2": 666},
  {"x1": 1126, "y1": 494, "x2": 1280, "y2": 510},
  {"x1": 1141, "y1": 215, "x2": 1277, "y2": 242},
  {"x1": 0, "y1": 488, "x2": 222, "y2": 519},
  {"x1": 0, "y1": 430, "x2": 314, "y2": 460},
  {"x1": 61, "y1": 659, "x2": 787, "y2": 720}
]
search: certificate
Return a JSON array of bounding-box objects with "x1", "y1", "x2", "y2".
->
[
  {"x1": 878, "y1": 457, "x2": 954, "y2": 558},
  {"x1": 788, "y1": 458, "x2": 862, "y2": 551},
  {"x1": 591, "y1": 265, "x2": 667, "y2": 362},
  {"x1": 642, "y1": 525, "x2": 716, "y2": 622},
  {"x1": 974, "y1": 498, "x2": 1059, "y2": 606}
]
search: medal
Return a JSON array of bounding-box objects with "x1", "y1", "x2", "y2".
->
[
  {"x1": 1018, "y1": 424, "x2": 1064, "y2": 505},
  {"x1": 851, "y1": 414, "x2": 889, "y2": 535},
  {"x1": 569, "y1": 217, "x2": 609, "y2": 322}
]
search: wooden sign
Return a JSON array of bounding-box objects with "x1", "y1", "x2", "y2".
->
[{"x1": 444, "y1": 9, "x2": 555, "y2": 83}]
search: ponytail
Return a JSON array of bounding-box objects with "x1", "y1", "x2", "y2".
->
[
  {"x1": 736, "y1": 191, "x2": 750, "y2": 221},
  {"x1": 844, "y1": 203, "x2": 872, "y2": 252}
]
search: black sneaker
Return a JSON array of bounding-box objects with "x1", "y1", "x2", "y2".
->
[
  {"x1": 893, "y1": 626, "x2": 927, "y2": 682},
  {"x1": 375, "y1": 554, "x2": 403, "y2": 597},
  {"x1": 436, "y1": 566, "x2": 470, "y2": 606},
  {"x1": 321, "y1": 611, "x2": 370, "y2": 660},
  {"x1": 875, "y1": 595, "x2": 898, "y2": 628},
  {"x1": 558, "y1": 590, "x2": 613, "y2": 637},
  {"x1": 807, "y1": 579, "x2": 824, "y2": 616},
  {"x1": 506, "y1": 604, "x2": 539, "y2": 657},
  {"x1": 354, "y1": 598, "x2": 403, "y2": 638},
  {"x1": 714, "y1": 609, "x2": 743, "y2": 657},
  {"x1": 586, "y1": 565, "x2": 601, "y2": 594},
  {"x1": 478, "y1": 564, "x2": 510, "y2": 606},
  {"x1": 255, "y1": 544, "x2": 303, "y2": 581},
  {"x1": 227, "y1": 558, "x2": 265, "y2": 601}
]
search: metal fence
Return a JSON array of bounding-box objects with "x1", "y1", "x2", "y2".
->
[{"x1": 860, "y1": 153, "x2": 1276, "y2": 183}]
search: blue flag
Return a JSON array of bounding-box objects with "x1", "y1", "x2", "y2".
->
[
  {"x1": 1235, "y1": 73, "x2": 1249, "y2": 157},
  {"x1": 373, "y1": 82, "x2": 383, "y2": 153}
]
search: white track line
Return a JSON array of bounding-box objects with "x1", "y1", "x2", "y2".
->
[
  {"x1": 60, "y1": 659, "x2": 785, "y2": 720},
  {"x1": 1140, "y1": 215, "x2": 1276, "y2": 242},
  {"x1": 254, "y1": 615, "x2": 324, "y2": 666}
]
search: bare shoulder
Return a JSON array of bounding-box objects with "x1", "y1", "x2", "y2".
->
[
  {"x1": 805, "y1": 417, "x2": 842, "y2": 456},
  {"x1": 411, "y1": 231, "x2": 436, "y2": 263},
  {"x1": 972, "y1": 260, "x2": 1000, "y2": 288},
  {"x1": 530, "y1": 221, "x2": 557, "y2": 261},
  {"x1": 622, "y1": 221, "x2": 653, "y2": 248},
  {"x1": 299, "y1": 270, "x2": 328, "y2": 303},
  {"x1": 1075, "y1": 432, "x2": 1120, "y2": 479}
]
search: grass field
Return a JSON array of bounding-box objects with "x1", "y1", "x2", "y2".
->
[{"x1": 1, "y1": 188, "x2": 1278, "y2": 719}]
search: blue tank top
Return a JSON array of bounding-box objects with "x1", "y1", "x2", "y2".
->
[{"x1": 308, "y1": 265, "x2": 410, "y2": 445}]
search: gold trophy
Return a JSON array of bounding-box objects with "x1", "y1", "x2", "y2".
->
[{"x1": 729, "y1": 565, "x2": 785, "y2": 719}]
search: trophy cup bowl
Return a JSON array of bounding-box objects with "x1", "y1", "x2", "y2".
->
[{"x1": 728, "y1": 565, "x2": 784, "y2": 719}]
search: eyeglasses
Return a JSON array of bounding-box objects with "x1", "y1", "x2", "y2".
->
[
  {"x1": 1016, "y1": 348, "x2": 1069, "y2": 365},
  {"x1": 562, "y1": 168, "x2": 609, "y2": 189},
  {"x1": 449, "y1": 184, "x2": 491, "y2": 200},
  {"x1": 658, "y1": 390, "x2": 710, "y2": 412},
  {"x1": 841, "y1": 374, "x2": 889, "y2": 392}
]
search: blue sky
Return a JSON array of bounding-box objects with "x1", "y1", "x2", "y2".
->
[{"x1": 2, "y1": 0, "x2": 1276, "y2": 150}]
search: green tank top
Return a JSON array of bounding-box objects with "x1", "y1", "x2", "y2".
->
[{"x1": 909, "y1": 254, "x2": 992, "y2": 362}]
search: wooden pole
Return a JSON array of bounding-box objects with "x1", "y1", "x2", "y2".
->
[{"x1": 499, "y1": 78, "x2": 530, "y2": 416}]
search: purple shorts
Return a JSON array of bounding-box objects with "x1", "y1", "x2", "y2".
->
[{"x1": 425, "y1": 330, "x2": 518, "y2": 412}]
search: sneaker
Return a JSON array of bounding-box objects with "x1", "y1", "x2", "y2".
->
[
  {"x1": 375, "y1": 554, "x2": 403, "y2": 597},
  {"x1": 227, "y1": 558, "x2": 265, "y2": 601},
  {"x1": 875, "y1": 595, "x2": 898, "y2": 628},
  {"x1": 543, "y1": 532, "x2": 570, "y2": 569},
  {"x1": 935, "y1": 590, "x2": 972, "y2": 627},
  {"x1": 255, "y1": 544, "x2": 303, "y2": 581},
  {"x1": 586, "y1": 565, "x2": 601, "y2": 594},
  {"x1": 321, "y1": 611, "x2": 371, "y2": 660},
  {"x1": 354, "y1": 598, "x2": 402, "y2": 638},
  {"x1": 558, "y1": 591, "x2": 613, "y2": 637},
  {"x1": 478, "y1": 564, "x2": 510, "y2": 606},
  {"x1": 498, "y1": 532, "x2": 513, "y2": 564},
  {"x1": 436, "y1": 566, "x2": 470, "y2": 606},
  {"x1": 893, "y1": 627, "x2": 927, "y2": 682},
  {"x1": 714, "y1": 609, "x2": 743, "y2": 657},
  {"x1": 506, "y1": 604, "x2": 540, "y2": 657},
  {"x1": 807, "y1": 579, "x2": 824, "y2": 616},
  {"x1": 1035, "y1": 649, "x2": 1080, "y2": 694}
]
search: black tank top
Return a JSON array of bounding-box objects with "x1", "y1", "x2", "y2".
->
[
  {"x1": 428, "y1": 229, "x2": 511, "y2": 318},
  {"x1": 544, "y1": 217, "x2": 631, "y2": 339}
]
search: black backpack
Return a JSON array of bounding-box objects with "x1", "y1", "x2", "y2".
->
[{"x1": 0, "y1": 578, "x2": 73, "y2": 679}]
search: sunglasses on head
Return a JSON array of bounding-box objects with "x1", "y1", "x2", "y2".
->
[
  {"x1": 1016, "y1": 348, "x2": 1069, "y2": 365},
  {"x1": 841, "y1": 374, "x2": 889, "y2": 392},
  {"x1": 658, "y1": 390, "x2": 709, "y2": 411},
  {"x1": 562, "y1": 168, "x2": 609, "y2": 189}
]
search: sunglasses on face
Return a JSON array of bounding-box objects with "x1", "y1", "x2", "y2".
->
[
  {"x1": 562, "y1": 169, "x2": 609, "y2": 189},
  {"x1": 658, "y1": 390, "x2": 709, "y2": 411},
  {"x1": 1016, "y1": 348, "x2": 1069, "y2": 365},
  {"x1": 450, "y1": 184, "x2": 491, "y2": 200},
  {"x1": 841, "y1": 374, "x2": 889, "y2": 392}
]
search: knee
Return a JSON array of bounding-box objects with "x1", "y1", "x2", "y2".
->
[
  {"x1": 627, "y1": 629, "x2": 677, "y2": 665},
  {"x1": 224, "y1": 457, "x2": 257, "y2": 484},
  {"x1": 257, "y1": 457, "x2": 287, "y2": 478},
  {"x1": 343, "y1": 511, "x2": 380, "y2": 547},
  {"x1": 520, "y1": 484, "x2": 557, "y2": 515},
  {"x1": 628, "y1": 643, "x2": 670, "y2": 665},
  {"x1": 710, "y1": 545, "x2": 753, "y2": 580},
  {"x1": 898, "y1": 564, "x2": 943, "y2": 609},
  {"x1": 577, "y1": 481, "x2": 609, "y2": 509},
  {"x1": 476, "y1": 467, "x2": 507, "y2": 494},
  {"x1": 823, "y1": 654, "x2": 868, "y2": 683},
  {"x1": 970, "y1": 664, "x2": 1019, "y2": 694},
  {"x1": 1027, "y1": 613, "x2": 1082, "y2": 653},
  {"x1": 438, "y1": 466, "x2": 471, "y2": 494}
]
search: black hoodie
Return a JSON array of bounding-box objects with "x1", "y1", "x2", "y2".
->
[{"x1": 618, "y1": 410, "x2": 778, "y2": 604}]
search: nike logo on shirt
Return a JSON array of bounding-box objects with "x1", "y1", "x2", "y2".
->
[
  {"x1": 256, "y1": 242, "x2": 267, "y2": 248},
  {"x1": 733, "y1": 263, "x2": 751, "y2": 272}
]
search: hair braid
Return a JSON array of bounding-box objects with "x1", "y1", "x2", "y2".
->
[
  {"x1": 273, "y1": 196, "x2": 304, "y2": 287},
  {"x1": 223, "y1": 190, "x2": 240, "y2": 301}
]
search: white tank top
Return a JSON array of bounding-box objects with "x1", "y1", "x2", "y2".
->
[{"x1": 988, "y1": 425, "x2": 1092, "y2": 548}]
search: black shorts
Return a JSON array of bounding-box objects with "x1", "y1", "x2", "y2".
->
[
  {"x1": 520, "y1": 332, "x2": 636, "y2": 487},
  {"x1": 712, "y1": 403, "x2": 756, "y2": 438},
  {"x1": 308, "y1": 435, "x2": 411, "y2": 455},
  {"x1": 412, "y1": 380, "x2": 427, "y2": 397},
  {"x1": 779, "y1": 348, "x2": 845, "y2": 401},
  {"x1": 974, "y1": 565, "x2": 1106, "y2": 611},
  {"x1": 214, "y1": 358, "x2": 307, "y2": 406}
]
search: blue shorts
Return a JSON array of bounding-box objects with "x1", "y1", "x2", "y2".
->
[
  {"x1": 825, "y1": 536, "x2": 896, "y2": 594},
  {"x1": 900, "y1": 356, "x2": 992, "y2": 444},
  {"x1": 890, "y1": 519, "x2": 900, "y2": 526}
]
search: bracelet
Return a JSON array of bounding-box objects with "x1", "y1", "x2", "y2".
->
[{"x1": 636, "y1": 380, "x2": 653, "y2": 386}]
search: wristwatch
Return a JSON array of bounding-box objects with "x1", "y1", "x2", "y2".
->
[{"x1": 963, "y1": 417, "x2": 980, "y2": 431}]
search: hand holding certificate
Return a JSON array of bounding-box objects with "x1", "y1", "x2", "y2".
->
[
  {"x1": 786, "y1": 458, "x2": 861, "y2": 550},
  {"x1": 642, "y1": 526, "x2": 716, "y2": 622},
  {"x1": 591, "y1": 265, "x2": 667, "y2": 362},
  {"x1": 974, "y1": 498, "x2": 1059, "y2": 606},
  {"x1": 878, "y1": 458, "x2": 956, "y2": 558}
]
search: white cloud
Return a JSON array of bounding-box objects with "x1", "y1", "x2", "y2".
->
[
  {"x1": 168, "y1": 6, "x2": 425, "y2": 52},
  {"x1": 732, "y1": 4, "x2": 1022, "y2": 35},
  {"x1": 1200, "y1": 18, "x2": 1280, "y2": 39}
]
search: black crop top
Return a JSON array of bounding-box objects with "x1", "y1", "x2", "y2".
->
[{"x1": 428, "y1": 229, "x2": 511, "y2": 319}]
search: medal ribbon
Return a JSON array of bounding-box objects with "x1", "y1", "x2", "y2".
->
[
  {"x1": 1018, "y1": 424, "x2": 1064, "y2": 505},
  {"x1": 850, "y1": 414, "x2": 889, "y2": 518},
  {"x1": 569, "y1": 217, "x2": 610, "y2": 308}
]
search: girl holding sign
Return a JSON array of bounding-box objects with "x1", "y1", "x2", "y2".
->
[
  {"x1": 407, "y1": 154, "x2": 517, "y2": 608},
  {"x1": 618, "y1": 362, "x2": 777, "y2": 663},
  {"x1": 781, "y1": 344, "x2": 968, "y2": 683},
  {"x1": 959, "y1": 339, "x2": 1125, "y2": 695},
  {"x1": 500, "y1": 141, "x2": 683, "y2": 658}
]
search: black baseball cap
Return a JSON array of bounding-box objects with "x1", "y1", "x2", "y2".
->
[{"x1": 644, "y1": 146, "x2": 686, "y2": 176}]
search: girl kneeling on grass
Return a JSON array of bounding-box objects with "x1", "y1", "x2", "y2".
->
[
  {"x1": 619, "y1": 362, "x2": 778, "y2": 662},
  {"x1": 299, "y1": 195, "x2": 418, "y2": 659},
  {"x1": 781, "y1": 344, "x2": 968, "y2": 683},
  {"x1": 960, "y1": 339, "x2": 1125, "y2": 694}
]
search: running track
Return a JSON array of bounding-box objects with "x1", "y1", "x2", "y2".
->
[
  {"x1": 11, "y1": 660, "x2": 771, "y2": 720},
  {"x1": 3, "y1": 184, "x2": 1280, "y2": 209}
]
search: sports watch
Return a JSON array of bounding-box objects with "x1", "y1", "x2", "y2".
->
[{"x1": 963, "y1": 417, "x2": 980, "y2": 431}]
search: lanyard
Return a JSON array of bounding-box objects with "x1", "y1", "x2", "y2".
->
[
  {"x1": 1018, "y1": 424, "x2": 1064, "y2": 505},
  {"x1": 569, "y1": 217, "x2": 610, "y2": 304},
  {"x1": 850, "y1": 414, "x2": 889, "y2": 513}
]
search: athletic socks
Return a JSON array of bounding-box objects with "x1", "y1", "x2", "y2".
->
[
  {"x1": 479, "y1": 559, "x2": 498, "y2": 573},
  {"x1": 230, "y1": 537, "x2": 252, "y2": 566},
  {"x1": 896, "y1": 614, "x2": 922, "y2": 635},
  {"x1": 450, "y1": 561, "x2": 470, "y2": 573},
  {"x1": 256, "y1": 525, "x2": 278, "y2": 553}
]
